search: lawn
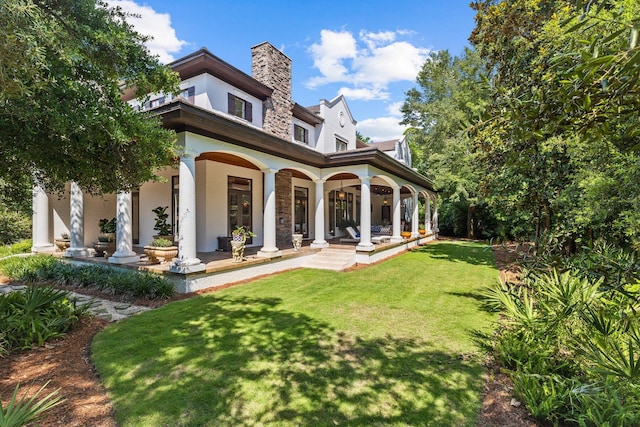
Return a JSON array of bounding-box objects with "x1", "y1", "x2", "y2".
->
[{"x1": 92, "y1": 240, "x2": 498, "y2": 426}]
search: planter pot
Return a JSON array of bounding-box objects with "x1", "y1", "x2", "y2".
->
[
  {"x1": 419, "y1": 229, "x2": 426, "y2": 236},
  {"x1": 94, "y1": 241, "x2": 116, "y2": 258},
  {"x1": 401, "y1": 231, "x2": 412, "y2": 239},
  {"x1": 230, "y1": 240, "x2": 245, "y2": 263},
  {"x1": 143, "y1": 245, "x2": 178, "y2": 264},
  {"x1": 292, "y1": 233, "x2": 303, "y2": 252},
  {"x1": 54, "y1": 238, "x2": 70, "y2": 252}
]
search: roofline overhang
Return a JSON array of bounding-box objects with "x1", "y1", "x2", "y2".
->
[
  {"x1": 153, "y1": 100, "x2": 436, "y2": 192},
  {"x1": 292, "y1": 103, "x2": 323, "y2": 125}
]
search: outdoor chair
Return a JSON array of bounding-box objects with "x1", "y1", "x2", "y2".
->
[{"x1": 340, "y1": 226, "x2": 360, "y2": 243}]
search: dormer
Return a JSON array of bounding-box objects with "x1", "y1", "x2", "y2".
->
[{"x1": 307, "y1": 95, "x2": 357, "y2": 154}]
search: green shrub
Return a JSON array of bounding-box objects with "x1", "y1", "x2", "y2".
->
[
  {"x1": 0, "y1": 256, "x2": 176, "y2": 300},
  {"x1": 0, "y1": 286, "x2": 90, "y2": 352},
  {"x1": 0, "y1": 208, "x2": 30, "y2": 246},
  {"x1": 484, "y1": 267, "x2": 640, "y2": 426},
  {"x1": 0, "y1": 381, "x2": 64, "y2": 427}
]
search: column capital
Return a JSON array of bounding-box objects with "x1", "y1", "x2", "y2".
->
[
  {"x1": 359, "y1": 175, "x2": 372, "y2": 183},
  {"x1": 261, "y1": 167, "x2": 278, "y2": 174}
]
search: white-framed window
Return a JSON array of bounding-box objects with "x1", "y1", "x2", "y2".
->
[
  {"x1": 335, "y1": 138, "x2": 348, "y2": 152},
  {"x1": 227, "y1": 93, "x2": 252, "y2": 121},
  {"x1": 294, "y1": 124, "x2": 309, "y2": 144}
]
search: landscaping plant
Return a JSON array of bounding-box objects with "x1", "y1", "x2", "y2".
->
[
  {"x1": 484, "y1": 247, "x2": 640, "y2": 426},
  {"x1": 0, "y1": 382, "x2": 63, "y2": 427}
]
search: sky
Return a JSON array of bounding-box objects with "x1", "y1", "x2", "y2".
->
[{"x1": 106, "y1": 0, "x2": 477, "y2": 142}]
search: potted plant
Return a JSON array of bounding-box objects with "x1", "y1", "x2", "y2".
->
[
  {"x1": 152, "y1": 206, "x2": 173, "y2": 241},
  {"x1": 144, "y1": 237, "x2": 178, "y2": 264},
  {"x1": 230, "y1": 226, "x2": 256, "y2": 262},
  {"x1": 54, "y1": 232, "x2": 70, "y2": 251},
  {"x1": 418, "y1": 223, "x2": 426, "y2": 236},
  {"x1": 94, "y1": 218, "x2": 116, "y2": 257}
]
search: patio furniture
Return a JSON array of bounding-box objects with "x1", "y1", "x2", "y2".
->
[{"x1": 340, "y1": 226, "x2": 360, "y2": 243}]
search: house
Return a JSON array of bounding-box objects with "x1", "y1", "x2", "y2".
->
[{"x1": 31, "y1": 42, "x2": 438, "y2": 291}]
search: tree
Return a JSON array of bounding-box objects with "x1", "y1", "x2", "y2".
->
[
  {"x1": 470, "y1": 0, "x2": 640, "y2": 248},
  {"x1": 401, "y1": 48, "x2": 491, "y2": 238},
  {"x1": 0, "y1": 0, "x2": 181, "y2": 201}
]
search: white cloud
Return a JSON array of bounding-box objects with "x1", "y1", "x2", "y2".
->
[
  {"x1": 357, "y1": 116, "x2": 408, "y2": 142},
  {"x1": 307, "y1": 30, "x2": 357, "y2": 88},
  {"x1": 306, "y1": 29, "x2": 431, "y2": 101},
  {"x1": 338, "y1": 86, "x2": 390, "y2": 101},
  {"x1": 104, "y1": 0, "x2": 188, "y2": 63}
]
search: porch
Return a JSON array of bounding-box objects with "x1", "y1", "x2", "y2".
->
[{"x1": 63, "y1": 234, "x2": 436, "y2": 293}]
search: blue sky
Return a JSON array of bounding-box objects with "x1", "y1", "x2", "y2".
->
[{"x1": 107, "y1": 0, "x2": 477, "y2": 141}]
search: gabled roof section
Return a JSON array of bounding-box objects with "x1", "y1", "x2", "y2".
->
[
  {"x1": 292, "y1": 103, "x2": 323, "y2": 125},
  {"x1": 320, "y1": 94, "x2": 356, "y2": 125},
  {"x1": 367, "y1": 139, "x2": 399, "y2": 152},
  {"x1": 170, "y1": 47, "x2": 273, "y2": 100}
]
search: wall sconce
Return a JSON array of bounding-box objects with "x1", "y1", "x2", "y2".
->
[{"x1": 383, "y1": 196, "x2": 388, "y2": 205}]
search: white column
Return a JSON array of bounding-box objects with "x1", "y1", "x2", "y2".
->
[
  {"x1": 391, "y1": 186, "x2": 403, "y2": 242},
  {"x1": 411, "y1": 192, "x2": 419, "y2": 238},
  {"x1": 65, "y1": 182, "x2": 90, "y2": 257},
  {"x1": 257, "y1": 168, "x2": 281, "y2": 258},
  {"x1": 433, "y1": 196, "x2": 439, "y2": 234},
  {"x1": 31, "y1": 182, "x2": 54, "y2": 252},
  {"x1": 109, "y1": 192, "x2": 140, "y2": 264},
  {"x1": 170, "y1": 155, "x2": 205, "y2": 273},
  {"x1": 311, "y1": 179, "x2": 328, "y2": 248},
  {"x1": 426, "y1": 194, "x2": 432, "y2": 232},
  {"x1": 356, "y1": 176, "x2": 374, "y2": 252}
]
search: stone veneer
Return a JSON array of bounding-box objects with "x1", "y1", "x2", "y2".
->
[
  {"x1": 275, "y1": 170, "x2": 292, "y2": 245},
  {"x1": 251, "y1": 42, "x2": 293, "y2": 141}
]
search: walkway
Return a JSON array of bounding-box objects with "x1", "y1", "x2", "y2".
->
[{"x1": 0, "y1": 284, "x2": 150, "y2": 322}]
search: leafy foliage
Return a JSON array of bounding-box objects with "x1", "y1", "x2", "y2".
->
[
  {"x1": 0, "y1": 0, "x2": 181, "y2": 202},
  {"x1": 484, "y1": 251, "x2": 640, "y2": 425},
  {"x1": 0, "y1": 255, "x2": 175, "y2": 300},
  {"x1": 0, "y1": 285, "x2": 90, "y2": 353},
  {"x1": 401, "y1": 48, "x2": 494, "y2": 238},
  {"x1": 0, "y1": 381, "x2": 64, "y2": 427}
]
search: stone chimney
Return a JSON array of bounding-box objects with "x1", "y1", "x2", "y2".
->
[{"x1": 251, "y1": 42, "x2": 292, "y2": 140}]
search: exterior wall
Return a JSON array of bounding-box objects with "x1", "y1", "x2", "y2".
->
[
  {"x1": 197, "y1": 160, "x2": 264, "y2": 252},
  {"x1": 314, "y1": 97, "x2": 357, "y2": 154},
  {"x1": 275, "y1": 170, "x2": 292, "y2": 245},
  {"x1": 138, "y1": 166, "x2": 177, "y2": 247},
  {"x1": 49, "y1": 184, "x2": 116, "y2": 247},
  {"x1": 291, "y1": 117, "x2": 317, "y2": 149},
  {"x1": 251, "y1": 43, "x2": 292, "y2": 140}
]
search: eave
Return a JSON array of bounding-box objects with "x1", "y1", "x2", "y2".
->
[{"x1": 153, "y1": 100, "x2": 436, "y2": 192}]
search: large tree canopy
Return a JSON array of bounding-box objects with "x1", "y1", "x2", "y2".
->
[
  {"x1": 470, "y1": 0, "x2": 640, "y2": 248},
  {"x1": 402, "y1": 48, "x2": 491, "y2": 238},
  {"x1": 0, "y1": 0, "x2": 180, "y2": 198}
]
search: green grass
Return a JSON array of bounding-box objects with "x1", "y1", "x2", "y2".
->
[{"x1": 92, "y1": 240, "x2": 498, "y2": 426}]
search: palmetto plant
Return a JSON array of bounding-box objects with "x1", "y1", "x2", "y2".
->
[{"x1": 0, "y1": 381, "x2": 63, "y2": 427}]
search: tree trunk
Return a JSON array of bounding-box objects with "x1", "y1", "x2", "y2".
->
[{"x1": 467, "y1": 205, "x2": 477, "y2": 239}]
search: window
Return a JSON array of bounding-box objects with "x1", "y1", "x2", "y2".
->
[
  {"x1": 294, "y1": 125, "x2": 309, "y2": 144},
  {"x1": 335, "y1": 138, "x2": 348, "y2": 152},
  {"x1": 179, "y1": 86, "x2": 195, "y2": 103},
  {"x1": 228, "y1": 176, "x2": 253, "y2": 243},
  {"x1": 171, "y1": 176, "x2": 179, "y2": 237},
  {"x1": 227, "y1": 93, "x2": 253, "y2": 122},
  {"x1": 146, "y1": 96, "x2": 165, "y2": 109}
]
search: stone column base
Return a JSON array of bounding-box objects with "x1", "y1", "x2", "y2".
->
[
  {"x1": 257, "y1": 248, "x2": 282, "y2": 258},
  {"x1": 31, "y1": 244, "x2": 56, "y2": 253},
  {"x1": 108, "y1": 253, "x2": 141, "y2": 264},
  {"x1": 310, "y1": 240, "x2": 329, "y2": 249},
  {"x1": 65, "y1": 247, "x2": 93, "y2": 257},
  {"x1": 170, "y1": 258, "x2": 206, "y2": 274},
  {"x1": 356, "y1": 243, "x2": 375, "y2": 252}
]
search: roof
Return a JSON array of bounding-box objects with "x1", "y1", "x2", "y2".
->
[
  {"x1": 367, "y1": 139, "x2": 399, "y2": 152},
  {"x1": 154, "y1": 99, "x2": 435, "y2": 192}
]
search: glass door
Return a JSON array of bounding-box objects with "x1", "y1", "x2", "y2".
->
[
  {"x1": 228, "y1": 176, "x2": 253, "y2": 243},
  {"x1": 294, "y1": 187, "x2": 308, "y2": 238}
]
